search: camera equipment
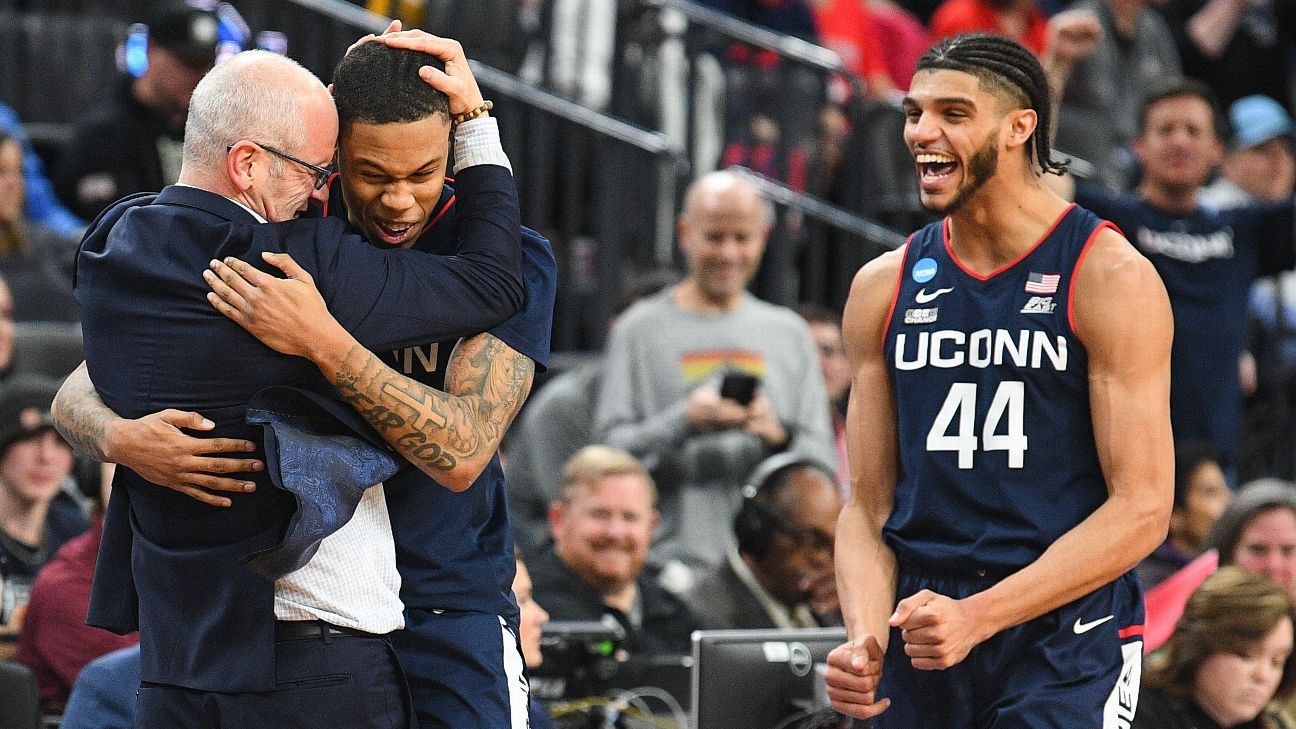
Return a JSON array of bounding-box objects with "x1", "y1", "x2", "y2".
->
[{"x1": 531, "y1": 616, "x2": 627, "y2": 701}]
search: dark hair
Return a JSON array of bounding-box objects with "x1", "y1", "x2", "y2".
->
[
  {"x1": 796, "y1": 303, "x2": 841, "y2": 328},
  {"x1": 1173, "y1": 442, "x2": 1219, "y2": 510},
  {"x1": 1138, "y1": 77, "x2": 1222, "y2": 138},
  {"x1": 915, "y1": 33, "x2": 1065, "y2": 174},
  {"x1": 332, "y1": 42, "x2": 450, "y2": 130}
]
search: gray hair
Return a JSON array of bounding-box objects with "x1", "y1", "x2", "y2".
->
[
  {"x1": 182, "y1": 50, "x2": 317, "y2": 172},
  {"x1": 1204, "y1": 478, "x2": 1296, "y2": 564}
]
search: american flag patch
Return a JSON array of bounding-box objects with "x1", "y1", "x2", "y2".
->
[{"x1": 1025, "y1": 272, "x2": 1060, "y2": 294}]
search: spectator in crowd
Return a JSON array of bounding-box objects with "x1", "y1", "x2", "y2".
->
[
  {"x1": 1199, "y1": 95, "x2": 1296, "y2": 482},
  {"x1": 700, "y1": 0, "x2": 820, "y2": 41},
  {"x1": 681, "y1": 454, "x2": 843, "y2": 629},
  {"x1": 812, "y1": 0, "x2": 930, "y2": 98},
  {"x1": 55, "y1": 0, "x2": 219, "y2": 220},
  {"x1": 17, "y1": 463, "x2": 137, "y2": 715},
  {"x1": 1138, "y1": 443, "x2": 1232, "y2": 589},
  {"x1": 1135, "y1": 567, "x2": 1296, "y2": 729},
  {"x1": 1052, "y1": 79, "x2": 1295, "y2": 476},
  {"x1": 0, "y1": 131, "x2": 79, "y2": 323},
  {"x1": 798, "y1": 303, "x2": 851, "y2": 492},
  {"x1": 506, "y1": 269, "x2": 679, "y2": 556},
  {"x1": 930, "y1": 0, "x2": 1050, "y2": 55},
  {"x1": 1048, "y1": 0, "x2": 1181, "y2": 193},
  {"x1": 0, "y1": 103, "x2": 83, "y2": 239},
  {"x1": 1204, "y1": 479, "x2": 1296, "y2": 602},
  {"x1": 513, "y1": 549, "x2": 555, "y2": 729},
  {"x1": 59, "y1": 644, "x2": 140, "y2": 729},
  {"x1": 1158, "y1": 0, "x2": 1296, "y2": 113},
  {"x1": 594, "y1": 170, "x2": 836, "y2": 590},
  {"x1": 1203, "y1": 95, "x2": 1296, "y2": 208},
  {"x1": 0, "y1": 275, "x2": 13, "y2": 383},
  {"x1": 530, "y1": 446, "x2": 702, "y2": 679},
  {"x1": 0, "y1": 378, "x2": 89, "y2": 652}
]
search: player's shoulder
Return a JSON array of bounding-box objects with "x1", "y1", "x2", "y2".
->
[
  {"x1": 848, "y1": 244, "x2": 909, "y2": 308},
  {"x1": 1072, "y1": 225, "x2": 1170, "y2": 342},
  {"x1": 1075, "y1": 225, "x2": 1160, "y2": 292}
]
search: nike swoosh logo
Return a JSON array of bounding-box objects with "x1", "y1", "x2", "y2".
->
[
  {"x1": 915, "y1": 287, "x2": 953, "y2": 304},
  {"x1": 1073, "y1": 615, "x2": 1115, "y2": 634}
]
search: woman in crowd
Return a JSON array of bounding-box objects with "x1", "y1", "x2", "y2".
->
[
  {"x1": 1138, "y1": 442, "x2": 1232, "y2": 588},
  {"x1": 1136, "y1": 567, "x2": 1296, "y2": 728},
  {"x1": 515, "y1": 549, "x2": 554, "y2": 729}
]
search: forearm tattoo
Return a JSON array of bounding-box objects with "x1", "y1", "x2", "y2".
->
[
  {"x1": 329, "y1": 333, "x2": 534, "y2": 478},
  {"x1": 52, "y1": 366, "x2": 113, "y2": 461}
]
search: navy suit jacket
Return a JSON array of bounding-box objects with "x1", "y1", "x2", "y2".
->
[{"x1": 75, "y1": 164, "x2": 524, "y2": 692}]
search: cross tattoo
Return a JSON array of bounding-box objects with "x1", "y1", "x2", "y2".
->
[{"x1": 382, "y1": 383, "x2": 446, "y2": 430}]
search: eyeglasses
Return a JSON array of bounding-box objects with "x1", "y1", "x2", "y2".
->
[
  {"x1": 227, "y1": 142, "x2": 332, "y2": 190},
  {"x1": 772, "y1": 519, "x2": 834, "y2": 553}
]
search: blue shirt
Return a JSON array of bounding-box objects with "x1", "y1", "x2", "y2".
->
[
  {"x1": 1076, "y1": 185, "x2": 1294, "y2": 466},
  {"x1": 0, "y1": 102, "x2": 84, "y2": 238},
  {"x1": 883, "y1": 205, "x2": 1110, "y2": 574},
  {"x1": 327, "y1": 179, "x2": 557, "y2": 620}
]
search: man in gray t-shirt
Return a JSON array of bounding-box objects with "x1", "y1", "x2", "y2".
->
[{"x1": 594, "y1": 170, "x2": 836, "y2": 592}]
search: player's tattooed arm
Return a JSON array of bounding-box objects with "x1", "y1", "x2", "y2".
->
[
  {"x1": 203, "y1": 253, "x2": 534, "y2": 491},
  {"x1": 326, "y1": 333, "x2": 534, "y2": 490},
  {"x1": 52, "y1": 362, "x2": 263, "y2": 507},
  {"x1": 52, "y1": 362, "x2": 113, "y2": 462}
]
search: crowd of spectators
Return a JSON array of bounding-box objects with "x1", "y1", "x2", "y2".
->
[{"x1": 6, "y1": 0, "x2": 1296, "y2": 726}]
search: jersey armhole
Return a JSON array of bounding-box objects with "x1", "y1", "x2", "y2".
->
[
  {"x1": 880, "y1": 236, "x2": 916, "y2": 345},
  {"x1": 1067, "y1": 220, "x2": 1118, "y2": 337}
]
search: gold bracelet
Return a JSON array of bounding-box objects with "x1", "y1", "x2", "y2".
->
[{"x1": 451, "y1": 100, "x2": 494, "y2": 131}]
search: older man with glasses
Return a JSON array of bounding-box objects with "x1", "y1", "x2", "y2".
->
[
  {"x1": 682, "y1": 454, "x2": 845, "y2": 630},
  {"x1": 59, "y1": 45, "x2": 524, "y2": 729}
]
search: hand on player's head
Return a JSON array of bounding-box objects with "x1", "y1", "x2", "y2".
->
[{"x1": 371, "y1": 31, "x2": 485, "y2": 116}]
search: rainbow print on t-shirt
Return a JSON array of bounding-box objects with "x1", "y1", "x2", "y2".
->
[{"x1": 680, "y1": 349, "x2": 766, "y2": 384}]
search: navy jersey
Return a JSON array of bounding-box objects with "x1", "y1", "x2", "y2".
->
[
  {"x1": 326, "y1": 179, "x2": 557, "y2": 620},
  {"x1": 1076, "y1": 184, "x2": 1295, "y2": 467},
  {"x1": 883, "y1": 204, "x2": 1111, "y2": 575}
]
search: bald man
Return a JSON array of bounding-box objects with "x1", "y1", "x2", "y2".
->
[
  {"x1": 69, "y1": 49, "x2": 523, "y2": 729},
  {"x1": 593, "y1": 170, "x2": 837, "y2": 591}
]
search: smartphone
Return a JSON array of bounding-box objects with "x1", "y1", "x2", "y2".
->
[{"x1": 719, "y1": 371, "x2": 760, "y2": 406}]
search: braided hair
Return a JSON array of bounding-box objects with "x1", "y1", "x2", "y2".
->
[{"x1": 915, "y1": 33, "x2": 1067, "y2": 175}]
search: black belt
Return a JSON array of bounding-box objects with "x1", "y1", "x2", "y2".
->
[{"x1": 273, "y1": 620, "x2": 382, "y2": 642}]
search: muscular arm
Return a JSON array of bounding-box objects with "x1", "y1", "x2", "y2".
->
[
  {"x1": 836, "y1": 252, "x2": 904, "y2": 650},
  {"x1": 206, "y1": 253, "x2": 534, "y2": 491},
  {"x1": 949, "y1": 229, "x2": 1174, "y2": 655},
  {"x1": 825, "y1": 249, "x2": 905, "y2": 720},
  {"x1": 52, "y1": 363, "x2": 263, "y2": 507},
  {"x1": 317, "y1": 331, "x2": 534, "y2": 491}
]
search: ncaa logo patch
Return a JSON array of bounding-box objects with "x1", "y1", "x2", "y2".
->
[{"x1": 912, "y1": 257, "x2": 938, "y2": 284}]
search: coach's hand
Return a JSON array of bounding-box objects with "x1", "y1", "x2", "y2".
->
[
  {"x1": 204, "y1": 253, "x2": 345, "y2": 361},
  {"x1": 372, "y1": 30, "x2": 486, "y2": 117},
  {"x1": 891, "y1": 589, "x2": 988, "y2": 670},
  {"x1": 106, "y1": 410, "x2": 261, "y2": 508},
  {"x1": 824, "y1": 635, "x2": 890, "y2": 719}
]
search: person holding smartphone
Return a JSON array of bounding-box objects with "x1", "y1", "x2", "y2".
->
[{"x1": 593, "y1": 170, "x2": 838, "y2": 593}]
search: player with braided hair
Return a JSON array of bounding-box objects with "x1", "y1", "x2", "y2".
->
[{"x1": 825, "y1": 33, "x2": 1174, "y2": 727}]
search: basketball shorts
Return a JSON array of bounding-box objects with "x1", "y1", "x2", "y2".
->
[
  {"x1": 873, "y1": 568, "x2": 1144, "y2": 729},
  {"x1": 391, "y1": 608, "x2": 530, "y2": 729}
]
